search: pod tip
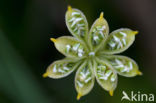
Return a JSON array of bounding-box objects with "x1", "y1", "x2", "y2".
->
[
  {"x1": 68, "y1": 5, "x2": 72, "y2": 11},
  {"x1": 43, "y1": 72, "x2": 48, "y2": 78},
  {"x1": 77, "y1": 93, "x2": 82, "y2": 100},
  {"x1": 50, "y1": 38, "x2": 57, "y2": 43},
  {"x1": 109, "y1": 90, "x2": 114, "y2": 96}
]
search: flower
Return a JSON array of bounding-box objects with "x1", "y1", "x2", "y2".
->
[{"x1": 43, "y1": 6, "x2": 142, "y2": 100}]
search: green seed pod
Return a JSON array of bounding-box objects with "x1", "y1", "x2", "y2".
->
[
  {"x1": 66, "y1": 6, "x2": 88, "y2": 42},
  {"x1": 43, "y1": 58, "x2": 80, "y2": 78},
  {"x1": 94, "y1": 58, "x2": 117, "y2": 96},
  {"x1": 51, "y1": 36, "x2": 88, "y2": 58},
  {"x1": 103, "y1": 55, "x2": 142, "y2": 77},
  {"x1": 89, "y1": 12, "x2": 109, "y2": 51},
  {"x1": 101, "y1": 28, "x2": 138, "y2": 54},
  {"x1": 75, "y1": 60, "x2": 94, "y2": 100}
]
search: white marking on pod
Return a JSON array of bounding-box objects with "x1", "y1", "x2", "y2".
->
[
  {"x1": 72, "y1": 43, "x2": 80, "y2": 51},
  {"x1": 114, "y1": 59, "x2": 133, "y2": 73},
  {"x1": 77, "y1": 24, "x2": 85, "y2": 27},
  {"x1": 99, "y1": 31, "x2": 104, "y2": 38},
  {"x1": 58, "y1": 68, "x2": 65, "y2": 73},
  {"x1": 122, "y1": 62, "x2": 133, "y2": 73},
  {"x1": 109, "y1": 41, "x2": 116, "y2": 48},
  {"x1": 77, "y1": 81, "x2": 83, "y2": 88},
  {"x1": 72, "y1": 12, "x2": 80, "y2": 16},
  {"x1": 76, "y1": 26, "x2": 85, "y2": 36},
  {"x1": 63, "y1": 66, "x2": 70, "y2": 71},
  {"x1": 93, "y1": 36, "x2": 99, "y2": 41},
  {"x1": 113, "y1": 35, "x2": 120, "y2": 42},
  {"x1": 77, "y1": 45, "x2": 84, "y2": 57},
  {"x1": 80, "y1": 72, "x2": 86, "y2": 79},
  {"x1": 97, "y1": 65, "x2": 106, "y2": 75},
  {"x1": 66, "y1": 45, "x2": 71, "y2": 53},
  {"x1": 80, "y1": 69, "x2": 90, "y2": 79},
  {"x1": 99, "y1": 75, "x2": 108, "y2": 80},
  {"x1": 98, "y1": 65, "x2": 106, "y2": 69},
  {"x1": 97, "y1": 25, "x2": 106, "y2": 31},
  {"x1": 73, "y1": 27, "x2": 78, "y2": 32},
  {"x1": 115, "y1": 59, "x2": 124, "y2": 67},
  {"x1": 68, "y1": 17, "x2": 75, "y2": 22},
  {"x1": 78, "y1": 52, "x2": 83, "y2": 57},
  {"x1": 78, "y1": 27, "x2": 85, "y2": 30},
  {"x1": 71, "y1": 18, "x2": 83, "y2": 27},
  {"x1": 84, "y1": 77, "x2": 92, "y2": 83},
  {"x1": 121, "y1": 66, "x2": 128, "y2": 72},
  {"x1": 89, "y1": 52, "x2": 95, "y2": 56},
  {"x1": 111, "y1": 74, "x2": 116, "y2": 82},
  {"x1": 122, "y1": 38, "x2": 126, "y2": 45},
  {"x1": 78, "y1": 48, "x2": 83, "y2": 53},
  {"x1": 114, "y1": 65, "x2": 124, "y2": 69},
  {"x1": 129, "y1": 62, "x2": 133, "y2": 70},
  {"x1": 98, "y1": 72, "x2": 104, "y2": 76},
  {"x1": 99, "y1": 69, "x2": 113, "y2": 80},
  {"x1": 77, "y1": 29, "x2": 81, "y2": 35},
  {"x1": 117, "y1": 41, "x2": 123, "y2": 49},
  {"x1": 119, "y1": 32, "x2": 127, "y2": 37},
  {"x1": 53, "y1": 65, "x2": 57, "y2": 73},
  {"x1": 113, "y1": 35, "x2": 123, "y2": 49},
  {"x1": 105, "y1": 70, "x2": 112, "y2": 77}
]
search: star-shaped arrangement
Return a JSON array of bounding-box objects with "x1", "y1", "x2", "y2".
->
[{"x1": 43, "y1": 6, "x2": 142, "y2": 100}]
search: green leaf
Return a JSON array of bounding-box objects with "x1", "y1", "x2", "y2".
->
[
  {"x1": 94, "y1": 58, "x2": 117, "y2": 96},
  {"x1": 66, "y1": 6, "x2": 88, "y2": 42},
  {"x1": 88, "y1": 12, "x2": 109, "y2": 51},
  {"x1": 75, "y1": 60, "x2": 94, "y2": 100},
  {"x1": 51, "y1": 36, "x2": 88, "y2": 58},
  {"x1": 100, "y1": 28, "x2": 138, "y2": 54},
  {"x1": 44, "y1": 58, "x2": 80, "y2": 79},
  {"x1": 103, "y1": 55, "x2": 142, "y2": 77},
  {"x1": 0, "y1": 31, "x2": 54, "y2": 103}
]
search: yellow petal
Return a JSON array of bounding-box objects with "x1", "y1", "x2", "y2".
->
[
  {"x1": 42, "y1": 72, "x2": 48, "y2": 78},
  {"x1": 109, "y1": 90, "x2": 114, "y2": 96},
  {"x1": 77, "y1": 93, "x2": 82, "y2": 100},
  {"x1": 50, "y1": 38, "x2": 57, "y2": 43}
]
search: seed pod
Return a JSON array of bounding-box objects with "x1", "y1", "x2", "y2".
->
[
  {"x1": 88, "y1": 12, "x2": 109, "y2": 51},
  {"x1": 101, "y1": 28, "x2": 138, "y2": 54},
  {"x1": 103, "y1": 55, "x2": 142, "y2": 77},
  {"x1": 51, "y1": 36, "x2": 87, "y2": 58},
  {"x1": 43, "y1": 58, "x2": 80, "y2": 78},
  {"x1": 75, "y1": 60, "x2": 94, "y2": 100},
  {"x1": 94, "y1": 58, "x2": 117, "y2": 96},
  {"x1": 66, "y1": 6, "x2": 88, "y2": 42}
]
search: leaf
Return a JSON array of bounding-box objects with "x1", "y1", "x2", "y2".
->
[
  {"x1": 75, "y1": 60, "x2": 94, "y2": 99},
  {"x1": 51, "y1": 36, "x2": 88, "y2": 58},
  {"x1": 94, "y1": 58, "x2": 117, "y2": 95},
  {"x1": 66, "y1": 6, "x2": 88, "y2": 42},
  {"x1": 103, "y1": 55, "x2": 142, "y2": 77},
  {"x1": 100, "y1": 28, "x2": 138, "y2": 54},
  {"x1": 44, "y1": 58, "x2": 80, "y2": 79},
  {"x1": 0, "y1": 31, "x2": 55, "y2": 103},
  {"x1": 88, "y1": 12, "x2": 109, "y2": 51}
]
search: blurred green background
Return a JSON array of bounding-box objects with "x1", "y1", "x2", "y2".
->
[{"x1": 0, "y1": 0, "x2": 156, "y2": 103}]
